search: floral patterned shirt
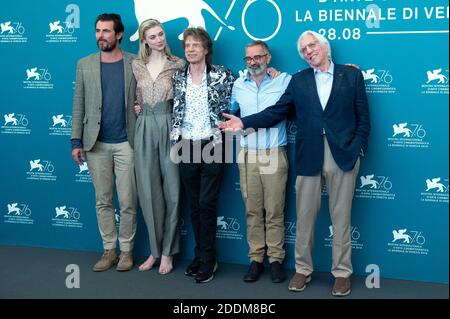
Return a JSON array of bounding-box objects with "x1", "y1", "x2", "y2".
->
[{"x1": 171, "y1": 64, "x2": 235, "y2": 145}]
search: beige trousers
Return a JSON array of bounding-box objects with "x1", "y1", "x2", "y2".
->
[
  {"x1": 238, "y1": 147, "x2": 288, "y2": 263},
  {"x1": 86, "y1": 141, "x2": 137, "y2": 252},
  {"x1": 295, "y1": 137, "x2": 360, "y2": 278}
]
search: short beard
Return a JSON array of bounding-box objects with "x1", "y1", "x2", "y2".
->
[
  {"x1": 97, "y1": 40, "x2": 117, "y2": 52},
  {"x1": 248, "y1": 64, "x2": 266, "y2": 77}
]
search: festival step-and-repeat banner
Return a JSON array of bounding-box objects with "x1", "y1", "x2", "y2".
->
[{"x1": 1, "y1": 0, "x2": 448, "y2": 284}]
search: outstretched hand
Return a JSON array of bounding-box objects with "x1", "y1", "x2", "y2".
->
[{"x1": 219, "y1": 113, "x2": 244, "y2": 132}]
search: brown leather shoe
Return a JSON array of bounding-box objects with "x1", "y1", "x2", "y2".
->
[
  {"x1": 332, "y1": 277, "x2": 351, "y2": 296},
  {"x1": 116, "y1": 251, "x2": 134, "y2": 271},
  {"x1": 93, "y1": 249, "x2": 119, "y2": 272},
  {"x1": 288, "y1": 273, "x2": 311, "y2": 292}
]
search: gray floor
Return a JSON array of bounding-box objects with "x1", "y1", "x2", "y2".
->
[{"x1": 0, "y1": 245, "x2": 448, "y2": 299}]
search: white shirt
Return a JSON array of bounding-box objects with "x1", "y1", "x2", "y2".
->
[
  {"x1": 181, "y1": 68, "x2": 212, "y2": 140},
  {"x1": 314, "y1": 61, "x2": 334, "y2": 110}
]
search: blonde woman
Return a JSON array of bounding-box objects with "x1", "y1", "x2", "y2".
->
[{"x1": 132, "y1": 19, "x2": 185, "y2": 275}]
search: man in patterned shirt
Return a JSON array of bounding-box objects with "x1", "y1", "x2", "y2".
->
[{"x1": 170, "y1": 27, "x2": 235, "y2": 283}]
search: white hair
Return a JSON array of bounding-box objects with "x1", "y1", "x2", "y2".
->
[{"x1": 297, "y1": 30, "x2": 332, "y2": 60}]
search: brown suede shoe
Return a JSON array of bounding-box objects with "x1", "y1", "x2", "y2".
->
[
  {"x1": 332, "y1": 277, "x2": 351, "y2": 296},
  {"x1": 93, "y1": 249, "x2": 119, "y2": 272},
  {"x1": 288, "y1": 273, "x2": 311, "y2": 292},
  {"x1": 116, "y1": 251, "x2": 134, "y2": 271}
]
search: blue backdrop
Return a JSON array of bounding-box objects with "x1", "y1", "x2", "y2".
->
[{"x1": 1, "y1": 0, "x2": 448, "y2": 284}]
